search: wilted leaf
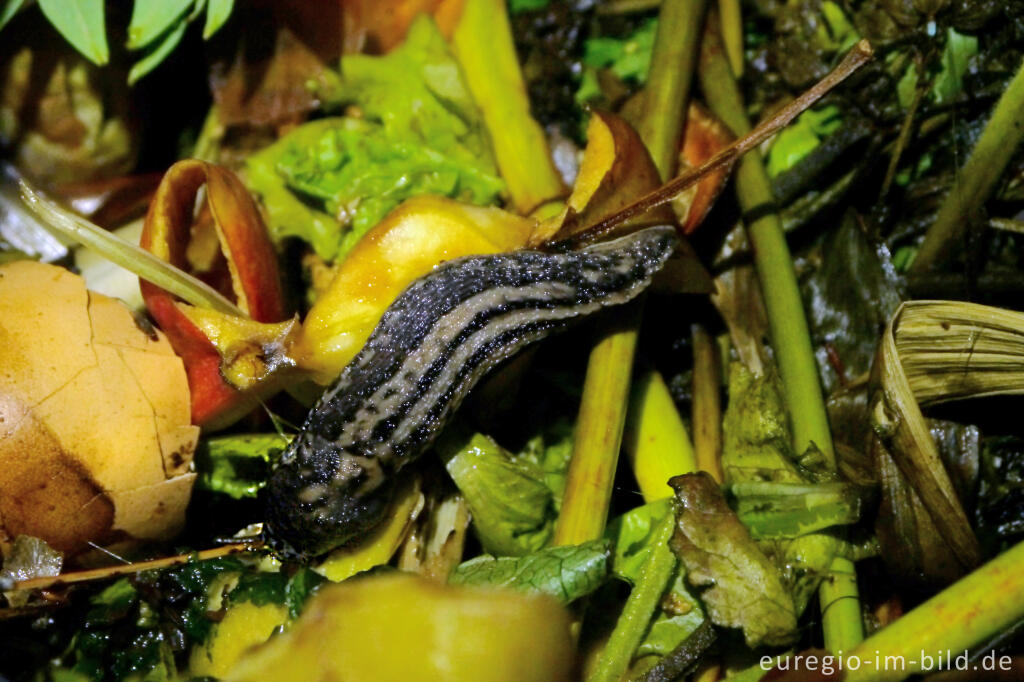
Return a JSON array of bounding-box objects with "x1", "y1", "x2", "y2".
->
[
  {"x1": 397, "y1": 489, "x2": 470, "y2": 582},
  {"x1": 721, "y1": 362, "x2": 805, "y2": 483},
  {"x1": 606, "y1": 500, "x2": 707, "y2": 657},
  {"x1": 801, "y1": 212, "x2": 903, "y2": 395},
  {"x1": 532, "y1": 111, "x2": 674, "y2": 245},
  {"x1": 669, "y1": 472, "x2": 798, "y2": 648},
  {"x1": 211, "y1": 24, "x2": 341, "y2": 128},
  {"x1": 449, "y1": 541, "x2": 609, "y2": 603},
  {"x1": 869, "y1": 301, "x2": 1024, "y2": 582}
]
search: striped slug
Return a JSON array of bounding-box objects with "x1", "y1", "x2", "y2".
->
[{"x1": 262, "y1": 226, "x2": 677, "y2": 559}]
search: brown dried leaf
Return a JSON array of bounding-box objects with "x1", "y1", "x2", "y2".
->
[
  {"x1": 868, "y1": 301, "x2": 1024, "y2": 582},
  {"x1": 669, "y1": 471, "x2": 798, "y2": 648}
]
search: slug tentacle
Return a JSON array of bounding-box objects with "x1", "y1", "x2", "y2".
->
[{"x1": 263, "y1": 226, "x2": 678, "y2": 560}]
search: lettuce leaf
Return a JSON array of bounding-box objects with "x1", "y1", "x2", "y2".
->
[
  {"x1": 438, "y1": 430, "x2": 558, "y2": 556},
  {"x1": 448, "y1": 541, "x2": 609, "y2": 603},
  {"x1": 193, "y1": 433, "x2": 290, "y2": 500},
  {"x1": 246, "y1": 16, "x2": 503, "y2": 261}
]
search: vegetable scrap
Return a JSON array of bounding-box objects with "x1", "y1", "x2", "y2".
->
[{"x1": 1, "y1": 0, "x2": 1023, "y2": 680}]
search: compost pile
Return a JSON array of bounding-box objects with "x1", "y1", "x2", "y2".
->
[{"x1": 2, "y1": 0, "x2": 1024, "y2": 680}]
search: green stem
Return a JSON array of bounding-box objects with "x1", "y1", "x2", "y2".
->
[
  {"x1": 555, "y1": 0, "x2": 703, "y2": 545},
  {"x1": 840, "y1": 540, "x2": 1024, "y2": 680},
  {"x1": 451, "y1": 0, "x2": 565, "y2": 213},
  {"x1": 691, "y1": 324, "x2": 724, "y2": 483},
  {"x1": 698, "y1": 12, "x2": 863, "y2": 652},
  {"x1": 911, "y1": 54, "x2": 1024, "y2": 272},
  {"x1": 637, "y1": 0, "x2": 708, "y2": 179},
  {"x1": 589, "y1": 513, "x2": 678, "y2": 682},
  {"x1": 555, "y1": 305, "x2": 642, "y2": 545},
  {"x1": 734, "y1": 540, "x2": 1024, "y2": 679}
]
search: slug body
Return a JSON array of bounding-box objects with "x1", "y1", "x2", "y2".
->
[{"x1": 263, "y1": 226, "x2": 677, "y2": 559}]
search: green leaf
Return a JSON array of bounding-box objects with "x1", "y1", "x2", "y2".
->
[
  {"x1": 605, "y1": 500, "x2": 706, "y2": 657},
  {"x1": 670, "y1": 472, "x2": 799, "y2": 648},
  {"x1": 0, "y1": 0, "x2": 25, "y2": 32},
  {"x1": 766, "y1": 105, "x2": 843, "y2": 178},
  {"x1": 730, "y1": 481, "x2": 866, "y2": 539},
  {"x1": 284, "y1": 568, "x2": 327, "y2": 619},
  {"x1": 127, "y1": 0, "x2": 193, "y2": 50},
  {"x1": 932, "y1": 28, "x2": 978, "y2": 105},
  {"x1": 203, "y1": 0, "x2": 234, "y2": 38},
  {"x1": 508, "y1": 0, "x2": 549, "y2": 13},
  {"x1": 128, "y1": 17, "x2": 188, "y2": 84},
  {"x1": 194, "y1": 433, "x2": 291, "y2": 499},
  {"x1": 449, "y1": 541, "x2": 609, "y2": 603},
  {"x1": 606, "y1": 498, "x2": 673, "y2": 583},
  {"x1": 38, "y1": 0, "x2": 108, "y2": 66},
  {"x1": 814, "y1": 1, "x2": 859, "y2": 53},
  {"x1": 581, "y1": 18, "x2": 658, "y2": 84},
  {"x1": 86, "y1": 579, "x2": 139, "y2": 623},
  {"x1": 439, "y1": 429, "x2": 557, "y2": 556}
]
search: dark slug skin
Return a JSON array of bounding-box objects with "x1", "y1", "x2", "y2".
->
[{"x1": 262, "y1": 226, "x2": 678, "y2": 560}]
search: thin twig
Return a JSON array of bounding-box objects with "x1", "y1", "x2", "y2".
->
[
  {"x1": 552, "y1": 39, "x2": 874, "y2": 251},
  {"x1": 14, "y1": 542, "x2": 258, "y2": 592}
]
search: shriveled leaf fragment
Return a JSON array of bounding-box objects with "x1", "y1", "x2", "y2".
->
[
  {"x1": 449, "y1": 540, "x2": 609, "y2": 603},
  {"x1": 721, "y1": 362, "x2": 805, "y2": 484},
  {"x1": 0, "y1": 535, "x2": 62, "y2": 606},
  {"x1": 398, "y1": 489, "x2": 470, "y2": 582},
  {"x1": 212, "y1": 24, "x2": 340, "y2": 128},
  {"x1": 800, "y1": 213, "x2": 904, "y2": 394},
  {"x1": 720, "y1": 361, "x2": 845, "y2": 612},
  {"x1": 670, "y1": 472, "x2": 798, "y2": 648},
  {"x1": 532, "y1": 111, "x2": 674, "y2": 245}
]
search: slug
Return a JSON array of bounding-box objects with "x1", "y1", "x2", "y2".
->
[{"x1": 263, "y1": 226, "x2": 678, "y2": 559}]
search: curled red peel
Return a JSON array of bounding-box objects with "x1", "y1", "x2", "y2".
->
[{"x1": 141, "y1": 160, "x2": 286, "y2": 429}]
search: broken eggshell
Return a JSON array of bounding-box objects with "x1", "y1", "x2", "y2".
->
[{"x1": 0, "y1": 260, "x2": 198, "y2": 556}]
